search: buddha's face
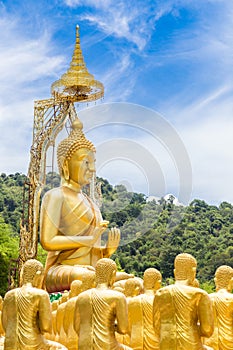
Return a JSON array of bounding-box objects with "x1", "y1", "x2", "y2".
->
[{"x1": 67, "y1": 147, "x2": 96, "y2": 186}]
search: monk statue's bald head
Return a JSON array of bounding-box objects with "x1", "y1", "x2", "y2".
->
[
  {"x1": 215, "y1": 265, "x2": 233, "y2": 291},
  {"x1": 174, "y1": 253, "x2": 197, "y2": 282},
  {"x1": 20, "y1": 259, "x2": 44, "y2": 287},
  {"x1": 143, "y1": 268, "x2": 162, "y2": 291},
  {"x1": 96, "y1": 258, "x2": 117, "y2": 286}
]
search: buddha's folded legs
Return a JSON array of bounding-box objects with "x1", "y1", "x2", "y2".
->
[{"x1": 46, "y1": 265, "x2": 94, "y2": 293}]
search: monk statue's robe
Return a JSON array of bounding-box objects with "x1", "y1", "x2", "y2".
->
[
  {"x1": 204, "y1": 290, "x2": 233, "y2": 350},
  {"x1": 129, "y1": 292, "x2": 158, "y2": 350},
  {"x1": 153, "y1": 284, "x2": 213, "y2": 350},
  {"x1": 74, "y1": 288, "x2": 132, "y2": 350}
]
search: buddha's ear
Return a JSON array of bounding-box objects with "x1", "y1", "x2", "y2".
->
[{"x1": 62, "y1": 160, "x2": 69, "y2": 181}]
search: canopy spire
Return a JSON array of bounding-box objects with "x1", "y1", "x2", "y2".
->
[{"x1": 51, "y1": 25, "x2": 104, "y2": 102}]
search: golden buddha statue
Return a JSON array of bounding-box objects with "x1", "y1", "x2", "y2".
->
[
  {"x1": 51, "y1": 300, "x2": 60, "y2": 341},
  {"x1": 74, "y1": 258, "x2": 132, "y2": 350},
  {"x1": 63, "y1": 280, "x2": 83, "y2": 350},
  {"x1": 203, "y1": 265, "x2": 233, "y2": 350},
  {"x1": 2, "y1": 259, "x2": 67, "y2": 350},
  {"x1": 127, "y1": 268, "x2": 162, "y2": 350},
  {"x1": 55, "y1": 292, "x2": 69, "y2": 347},
  {"x1": 124, "y1": 278, "x2": 142, "y2": 298},
  {"x1": 116, "y1": 278, "x2": 142, "y2": 347},
  {"x1": 153, "y1": 253, "x2": 214, "y2": 350},
  {"x1": 40, "y1": 118, "x2": 120, "y2": 293}
]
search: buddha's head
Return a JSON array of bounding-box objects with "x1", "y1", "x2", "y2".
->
[
  {"x1": 174, "y1": 253, "x2": 197, "y2": 285},
  {"x1": 214, "y1": 265, "x2": 233, "y2": 292},
  {"x1": 57, "y1": 118, "x2": 96, "y2": 186},
  {"x1": 96, "y1": 258, "x2": 117, "y2": 287},
  {"x1": 20, "y1": 259, "x2": 44, "y2": 288},
  {"x1": 143, "y1": 268, "x2": 162, "y2": 291}
]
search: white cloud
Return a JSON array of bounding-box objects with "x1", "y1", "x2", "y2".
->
[{"x1": 0, "y1": 14, "x2": 65, "y2": 175}]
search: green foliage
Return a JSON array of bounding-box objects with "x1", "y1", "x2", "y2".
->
[
  {"x1": 1, "y1": 173, "x2": 233, "y2": 294},
  {"x1": 0, "y1": 172, "x2": 27, "y2": 233},
  {"x1": 0, "y1": 214, "x2": 19, "y2": 296}
]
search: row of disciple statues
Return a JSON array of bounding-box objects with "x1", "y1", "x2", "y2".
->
[
  {"x1": 1, "y1": 117, "x2": 233, "y2": 349},
  {"x1": 1, "y1": 255, "x2": 233, "y2": 350}
]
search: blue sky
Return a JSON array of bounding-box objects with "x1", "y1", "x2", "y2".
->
[{"x1": 0, "y1": 0, "x2": 233, "y2": 205}]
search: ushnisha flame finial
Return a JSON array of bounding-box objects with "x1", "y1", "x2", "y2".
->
[{"x1": 51, "y1": 25, "x2": 104, "y2": 102}]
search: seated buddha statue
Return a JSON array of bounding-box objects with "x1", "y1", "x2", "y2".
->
[
  {"x1": 2, "y1": 259, "x2": 66, "y2": 350},
  {"x1": 153, "y1": 253, "x2": 214, "y2": 350},
  {"x1": 40, "y1": 118, "x2": 120, "y2": 293},
  {"x1": 203, "y1": 265, "x2": 233, "y2": 350}
]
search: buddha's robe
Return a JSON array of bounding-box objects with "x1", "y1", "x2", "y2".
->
[
  {"x1": 41, "y1": 186, "x2": 104, "y2": 292},
  {"x1": 203, "y1": 290, "x2": 233, "y2": 350},
  {"x1": 153, "y1": 284, "x2": 214, "y2": 350}
]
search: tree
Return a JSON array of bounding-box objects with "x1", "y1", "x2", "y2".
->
[{"x1": 0, "y1": 215, "x2": 19, "y2": 296}]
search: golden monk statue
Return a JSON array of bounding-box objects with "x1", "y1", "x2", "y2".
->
[
  {"x1": 40, "y1": 118, "x2": 120, "y2": 292},
  {"x1": 153, "y1": 253, "x2": 214, "y2": 350},
  {"x1": 74, "y1": 258, "x2": 132, "y2": 350},
  {"x1": 203, "y1": 265, "x2": 233, "y2": 350},
  {"x1": 128, "y1": 268, "x2": 162, "y2": 350},
  {"x1": 63, "y1": 273, "x2": 95, "y2": 350},
  {"x1": 2, "y1": 259, "x2": 67, "y2": 350},
  {"x1": 55, "y1": 292, "x2": 69, "y2": 347},
  {"x1": 63, "y1": 280, "x2": 83, "y2": 350}
]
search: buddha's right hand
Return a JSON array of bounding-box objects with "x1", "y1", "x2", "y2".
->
[{"x1": 91, "y1": 220, "x2": 109, "y2": 244}]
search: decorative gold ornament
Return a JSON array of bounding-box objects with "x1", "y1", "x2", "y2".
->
[{"x1": 51, "y1": 25, "x2": 104, "y2": 102}]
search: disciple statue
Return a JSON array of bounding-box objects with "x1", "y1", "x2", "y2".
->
[
  {"x1": 40, "y1": 118, "x2": 120, "y2": 293},
  {"x1": 203, "y1": 265, "x2": 233, "y2": 350},
  {"x1": 55, "y1": 292, "x2": 69, "y2": 347},
  {"x1": 2, "y1": 259, "x2": 66, "y2": 350},
  {"x1": 128, "y1": 268, "x2": 162, "y2": 350},
  {"x1": 73, "y1": 258, "x2": 132, "y2": 350},
  {"x1": 116, "y1": 278, "x2": 142, "y2": 347},
  {"x1": 63, "y1": 280, "x2": 83, "y2": 350},
  {"x1": 63, "y1": 273, "x2": 95, "y2": 350},
  {"x1": 153, "y1": 253, "x2": 214, "y2": 350}
]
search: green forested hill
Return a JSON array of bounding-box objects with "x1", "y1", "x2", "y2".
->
[{"x1": 0, "y1": 172, "x2": 233, "y2": 296}]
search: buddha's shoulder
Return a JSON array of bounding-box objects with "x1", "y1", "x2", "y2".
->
[{"x1": 42, "y1": 186, "x2": 65, "y2": 203}]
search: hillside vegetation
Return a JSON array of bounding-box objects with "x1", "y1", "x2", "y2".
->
[{"x1": 0, "y1": 172, "x2": 233, "y2": 295}]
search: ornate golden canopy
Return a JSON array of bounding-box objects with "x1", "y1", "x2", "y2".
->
[{"x1": 51, "y1": 25, "x2": 104, "y2": 102}]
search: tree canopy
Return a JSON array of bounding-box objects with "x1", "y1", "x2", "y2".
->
[{"x1": 1, "y1": 172, "x2": 233, "y2": 295}]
